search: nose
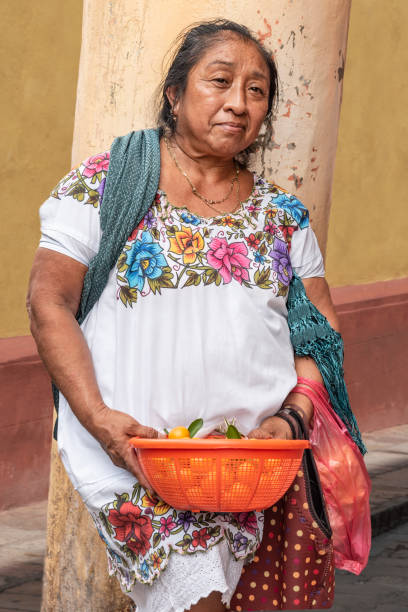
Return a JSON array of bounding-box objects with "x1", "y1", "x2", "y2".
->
[{"x1": 223, "y1": 82, "x2": 247, "y2": 116}]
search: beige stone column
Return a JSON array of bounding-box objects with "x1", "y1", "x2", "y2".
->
[{"x1": 42, "y1": 1, "x2": 351, "y2": 609}]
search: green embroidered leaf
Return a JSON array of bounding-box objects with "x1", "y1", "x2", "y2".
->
[
  {"x1": 259, "y1": 242, "x2": 268, "y2": 256},
  {"x1": 175, "y1": 534, "x2": 192, "y2": 552},
  {"x1": 116, "y1": 275, "x2": 127, "y2": 284},
  {"x1": 119, "y1": 286, "x2": 138, "y2": 307},
  {"x1": 254, "y1": 267, "x2": 273, "y2": 289},
  {"x1": 153, "y1": 533, "x2": 161, "y2": 548},
  {"x1": 87, "y1": 190, "x2": 100, "y2": 208},
  {"x1": 148, "y1": 277, "x2": 162, "y2": 295},
  {"x1": 184, "y1": 272, "x2": 200, "y2": 288},
  {"x1": 215, "y1": 272, "x2": 222, "y2": 286},
  {"x1": 68, "y1": 184, "x2": 86, "y2": 201},
  {"x1": 151, "y1": 228, "x2": 160, "y2": 241},
  {"x1": 203, "y1": 269, "x2": 217, "y2": 286},
  {"x1": 159, "y1": 266, "x2": 174, "y2": 288},
  {"x1": 117, "y1": 253, "x2": 128, "y2": 273},
  {"x1": 208, "y1": 525, "x2": 221, "y2": 538},
  {"x1": 99, "y1": 511, "x2": 114, "y2": 536},
  {"x1": 277, "y1": 282, "x2": 290, "y2": 297}
]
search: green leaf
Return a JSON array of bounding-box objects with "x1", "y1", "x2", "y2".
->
[
  {"x1": 153, "y1": 533, "x2": 161, "y2": 548},
  {"x1": 203, "y1": 269, "x2": 217, "y2": 286},
  {"x1": 226, "y1": 424, "x2": 241, "y2": 439},
  {"x1": 188, "y1": 418, "x2": 203, "y2": 438},
  {"x1": 184, "y1": 272, "x2": 200, "y2": 288},
  {"x1": 151, "y1": 228, "x2": 160, "y2": 241},
  {"x1": 259, "y1": 242, "x2": 268, "y2": 256},
  {"x1": 208, "y1": 525, "x2": 221, "y2": 538}
]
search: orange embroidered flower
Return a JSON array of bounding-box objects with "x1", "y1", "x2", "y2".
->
[
  {"x1": 141, "y1": 491, "x2": 171, "y2": 516},
  {"x1": 169, "y1": 225, "x2": 204, "y2": 264}
]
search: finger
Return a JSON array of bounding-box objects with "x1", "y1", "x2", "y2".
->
[{"x1": 126, "y1": 447, "x2": 154, "y2": 490}]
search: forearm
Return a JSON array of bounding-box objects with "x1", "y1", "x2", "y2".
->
[{"x1": 30, "y1": 302, "x2": 104, "y2": 435}]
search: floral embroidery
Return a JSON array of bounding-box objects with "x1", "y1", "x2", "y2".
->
[
  {"x1": 270, "y1": 238, "x2": 293, "y2": 286},
  {"x1": 50, "y1": 151, "x2": 110, "y2": 208},
  {"x1": 124, "y1": 231, "x2": 168, "y2": 291},
  {"x1": 95, "y1": 484, "x2": 263, "y2": 587},
  {"x1": 270, "y1": 193, "x2": 309, "y2": 229},
  {"x1": 108, "y1": 500, "x2": 153, "y2": 556},
  {"x1": 207, "y1": 238, "x2": 251, "y2": 285},
  {"x1": 169, "y1": 225, "x2": 205, "y2": 265},
  {"x1": 83, "y1": 153, "x2": 110, "y2": 178},
  {"x1": 115, "y1": 178, "x2": 309, "y2": 306}
]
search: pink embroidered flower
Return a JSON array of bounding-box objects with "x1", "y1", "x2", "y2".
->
[
  {"x1": 207, "y1": 237, "x2": 250, "y2": 284},
  {"x1": 234, "y1": 512, "x2": 258, "y2": 535},
  {"x1": 83, "y1": 152, "x2": 110, "y2": 178},
  {"x1": 159, "y1": 515, "x2": 177, "y2": 537}
]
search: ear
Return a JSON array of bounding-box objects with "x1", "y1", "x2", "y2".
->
[{"x1": 165, "y1": 86, "x2": 180, "y2": 116}]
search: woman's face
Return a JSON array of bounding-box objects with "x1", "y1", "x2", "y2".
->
[{"x1": 170, "y1": 35, "x2": 270, "y2": 160}]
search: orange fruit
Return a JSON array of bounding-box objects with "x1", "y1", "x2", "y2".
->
[
  {"x1": 200, "y1": 471, "x2": 217, "y2": 490},
  {"x1": 222, "y1": 482, "x2": 252, "y2": 506},
  {"x1": 189, "y1": 457, "x2": 214, "y2": 474},
  {"x1": 237, "y1": 461, "x2": 259, "y2": 482},
  {"x1": 168, "y1": 426, "x2": 190, "y2": 439},
  {"x1": 264, "y1": 458, "x2": 280, "y2": 471}
]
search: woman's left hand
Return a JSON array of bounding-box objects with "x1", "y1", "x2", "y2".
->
[{"x1": 247, "y1": 416, "x2": 293, "y2": 440}]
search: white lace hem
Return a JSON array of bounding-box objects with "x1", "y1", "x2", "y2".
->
[{"x1": 110, "y1": 539, "x2": 244, "y2": 612}]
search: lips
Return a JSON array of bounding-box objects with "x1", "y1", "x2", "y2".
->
[{"x1": 218, "y1": 122, "x2": 246, "y2": 133}]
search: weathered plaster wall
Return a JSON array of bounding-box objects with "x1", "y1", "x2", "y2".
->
[
  {"x1": 326, "y1": 0, "x2": 408, "y2": 286},
  {"x1": 0, "y1": 1, "x2": 82, "y2": 337}
]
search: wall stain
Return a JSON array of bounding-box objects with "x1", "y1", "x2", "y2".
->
[
  {"x1": 282, "y1": 99, "x2": 295, "y2": 118},
  {"x1": 288, "y1": 171, "x2": 303, "y2": 189},
  {"x1": 257, "y1": 16, "x2": 272, "y2": 44}
]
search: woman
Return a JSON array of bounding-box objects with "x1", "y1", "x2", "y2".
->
[{"x1": 28, "y1": 19, "x2": 339, "y2": 612}]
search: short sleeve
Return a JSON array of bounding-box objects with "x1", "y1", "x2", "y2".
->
[
  {"x1": 290, "y1": 226, "x2": 325, "y2": 278},
  {"x1": 38, "y1": 152, "x2": 110, "y2": 266}
]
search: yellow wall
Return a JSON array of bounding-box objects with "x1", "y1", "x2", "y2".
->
[
  {"x1": 0, "y1": 1, "x2": 82, "y2": 337},
  {"x1": 326, "y1": 0, "x2": 408, "y2": 286},
  {"x1": 2, "y1": 0, "x2": 407, "y2": 337}
]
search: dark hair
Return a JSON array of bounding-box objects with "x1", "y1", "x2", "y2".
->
[{"x1": 156, "y1": 19, "x2": 279, "y2": 162}]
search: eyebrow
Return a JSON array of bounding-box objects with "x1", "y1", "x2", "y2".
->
[{"x1": 205, "y1": 60, "x2": 268, "y2": 81}]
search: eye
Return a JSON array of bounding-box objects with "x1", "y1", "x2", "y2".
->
[
  {"x1": 213, "y1": 77, "x2": 229, "y2": 86},
  {"x1": 249, "y1": 86, "x2": 265, "y2": 95}
]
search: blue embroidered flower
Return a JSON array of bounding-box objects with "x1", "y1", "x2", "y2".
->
[
  {"x1": 125, "y1": 231, "x2": 167, "y2": 291},
  {"x1": 269, "y1": 238, "x2": 292, "y2": 286},
  {"x1": 140, "y1": 560, "x2": 150, "y2": 580},
  {"x1": 177, "y1": 510, "x2": 195, "y2": 532},
  {"x1": 180, "y1": 212, "x2": 200, "y2": 226},
  {"x1": 254, "y1": 251, "x2": 265, "y2": 264},
  {"x1": 271, "y1": 193, "x2": 309, "y2": 229}
]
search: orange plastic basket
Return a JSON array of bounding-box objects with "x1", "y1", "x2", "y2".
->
[{"x1": 129, "y1": 438, "x2": 310, "y2": 512}]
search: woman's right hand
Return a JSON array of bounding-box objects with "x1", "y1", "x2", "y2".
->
[{"x1": 87, "y1": 403, "x2": 163, "y2": 490}]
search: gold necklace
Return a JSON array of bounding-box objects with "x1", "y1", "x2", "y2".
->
[{"x1": 164, "y1": 136, "x2": 240, "y2": 215}]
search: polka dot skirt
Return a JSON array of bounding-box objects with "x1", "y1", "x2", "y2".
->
[{"x1": 230, "y1": 462, "x2": 335, "y2": 610}]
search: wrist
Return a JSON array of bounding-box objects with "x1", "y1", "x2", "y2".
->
[
  {"x1": 281, "y1": 393, "x2": 314, "y2": 426},
  {"x1": 82, "y1": 400, "x2": 111, "y2": 439}
]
